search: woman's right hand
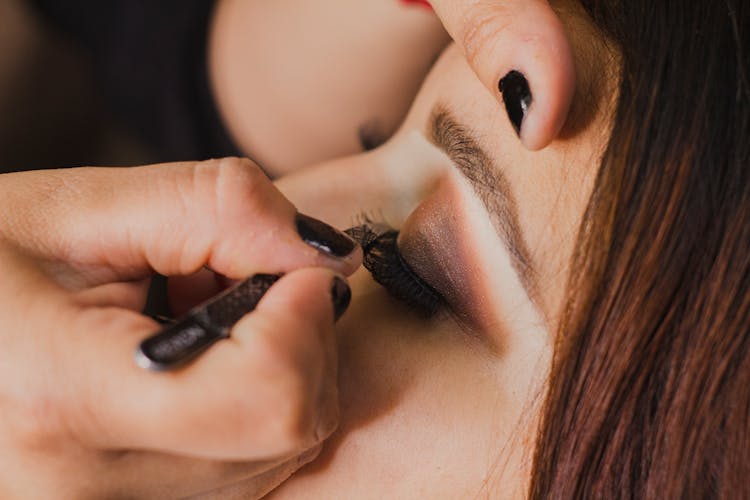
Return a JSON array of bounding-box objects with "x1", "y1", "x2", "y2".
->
[{"x1": 0, "y1": 158, "x2": 360, "y2": 498}]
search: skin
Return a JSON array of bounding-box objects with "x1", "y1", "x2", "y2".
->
[
  {"x1": 0, "y1": 0, "x2": 601, "y2": 496},
  {"x1": 209, "y1": 3, "x2": 617, "y2": 497},
  {"x1": 0, "y1": 159, "x2": 363, "y2": 498},
  {"x1": 209, "y1": 0, "x2": 450, "y2": 176},
  {"x1": 429, "y1": 0, "x2": 578, "y2": 151},
  {"x1": 209, "y1": 0, "x2": 577, "y2": 176}
]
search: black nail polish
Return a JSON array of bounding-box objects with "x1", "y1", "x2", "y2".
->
[
  {"x1": 331, "y1": 277, "x2": 352, "y2": 321},
  {"x1": 499, "y1": 70, "x2": 532, "y2": 136},
  {"x1": 296, "y1": 213, "x2": 357, "y2": 258}
]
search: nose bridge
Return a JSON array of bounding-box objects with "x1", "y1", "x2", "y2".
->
[{"x1": 275, "y1": 130, "x2": 453, "y2": 229}]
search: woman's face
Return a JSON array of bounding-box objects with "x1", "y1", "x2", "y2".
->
[{"x1": 260, "y1": 5, "x2": 615, "y2": 497}]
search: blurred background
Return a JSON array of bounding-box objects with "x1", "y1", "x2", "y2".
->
[{"x1": 0, "y1": 0, "x2": 154, "y2": 173}]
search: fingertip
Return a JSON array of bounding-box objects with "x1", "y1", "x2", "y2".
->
[
  {"x1": 293, "y1": 213, "x2": 364, "y2": 276},
  {"x1": 450, "y1": 0, "x2": 576, "y2": 151},
  {"x1": 515, "y1": 28, "x2": 577, "y2": 151},
  {"x1": 265, "y1": 267, "x2": 338, "y2": 313},
  {"x1": 233, "y1": 268, "x2": 349, "y2": 343}
]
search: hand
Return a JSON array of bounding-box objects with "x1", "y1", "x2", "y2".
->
[
  {"x1": 0, "y1": 158, "x2": 360, "y2": 498},
  {"x1": 429, "y1": 0, "x2": 576, "y2": 150}
]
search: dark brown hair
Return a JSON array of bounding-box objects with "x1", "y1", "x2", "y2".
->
[{"x1": 531, "y1": 0, "x2": 750, "y2": 498}]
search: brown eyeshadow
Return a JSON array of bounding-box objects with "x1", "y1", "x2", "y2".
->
[{"x1": 397, "y1": 191, "x2": 496, "y2": 331}]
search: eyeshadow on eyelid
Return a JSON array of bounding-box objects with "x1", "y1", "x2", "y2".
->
[
  {"x1": 398, "y1": 191, "x2": 497, "y2": 333},
  {"x1": 426, "y1": 105, "x2": 539, "y2": 304}
]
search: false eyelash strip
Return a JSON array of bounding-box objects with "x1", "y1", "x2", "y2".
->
[{"x1": 346, "y1": 224, "x2": 444, "y2": 316}]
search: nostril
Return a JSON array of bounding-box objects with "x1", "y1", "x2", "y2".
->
[{"x1": 358, "y1": 120, "x2": 389, "y2": 151}]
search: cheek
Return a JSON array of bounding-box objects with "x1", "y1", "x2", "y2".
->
[
  {"x1": 268, "y1": 269, "x2": 536, "y2": 498},
  {"x1": 502, "y1": 149, "x2": 597, "y2": 325}
]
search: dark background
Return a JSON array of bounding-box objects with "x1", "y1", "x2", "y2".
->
[{"x1": 0, "y1": 0, "x2": 155, "y2": 173}]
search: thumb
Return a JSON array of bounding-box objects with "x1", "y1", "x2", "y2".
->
[
  {"x1": 0, "y1": 158, "x2": 361, "y2": 285},
  {"x1": 429, "y1": 0, "x2": 576, "y2": 151}
]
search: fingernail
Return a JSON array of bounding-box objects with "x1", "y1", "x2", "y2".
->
[
  {"x1": 330, "y1": 276, "x2": 352, "y2": 321},
  {"x1": 499, "y1": 70, "x2": 532, "y2": 137},
  {"x1": 296, "y1": 213, "x2": 357, "y2": 258}
]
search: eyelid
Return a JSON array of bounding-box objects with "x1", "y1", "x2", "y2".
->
[
  {"x1": 346, "y1": 223, "x2": 446, "y2": 317},
  {"x1": 427, "y1": 105, "x2": 539, "y2": 303},
  {"x1": 399, "y1": 192, "x2": 508, "y2": 334},
  {"x1": 349, "y1": 214, "x2": 515, "y2": 355}
]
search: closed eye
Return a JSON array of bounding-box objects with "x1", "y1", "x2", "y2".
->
[{"x1": 346, "y1": 224, "x2": 445, "y2": 316}]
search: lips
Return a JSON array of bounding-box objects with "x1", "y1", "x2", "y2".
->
[{"x1": 399, "y1": 0, "x2": 433, "y2": 10}]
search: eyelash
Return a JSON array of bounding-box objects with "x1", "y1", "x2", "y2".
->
[{"x1": 345, "y1": 221, "x2": 445, "y2": 317}]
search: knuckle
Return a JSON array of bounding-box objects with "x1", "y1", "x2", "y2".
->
[
  {"x1": 170, "y1": 157, "x2": 277, "y2": 268},
  {"x1": 187, "y1": 157, "x2": 265, "y2": 209},
  {"x1": 211, "y1": 157, "x2": 292, "y2": 226},
  {"x1": 215, "y1": 157, "x2": 267, "y2": 201},
  {"x1": 215, "y1": 156, "x2": 265, "y2": 186}
]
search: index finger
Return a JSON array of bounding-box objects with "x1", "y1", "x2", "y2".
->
[
  {"x1": 429, "y1": 0, "x2": 576, "y2": 150},
  {"x1": 0, "y1": 158, "x2": 362, "y2": 286}
]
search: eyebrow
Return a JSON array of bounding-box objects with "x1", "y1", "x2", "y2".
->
[{"x1": 428, "y1": 105, "x2": 538, "y2": 300}]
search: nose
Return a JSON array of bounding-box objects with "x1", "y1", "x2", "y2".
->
[{"x1": 275, "y1": 129, "x2": 452, "y2": 230}]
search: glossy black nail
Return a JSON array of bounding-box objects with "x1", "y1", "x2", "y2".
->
[
  {"x1": 499, "y1": 70, "x2": 532, "y2": 136},
  {"x1": 331, "y1": 277, "x2": 352, "y2": 321},
  {"x1": 296, "y1": 213, "x2": 357, "y2": 258}
]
